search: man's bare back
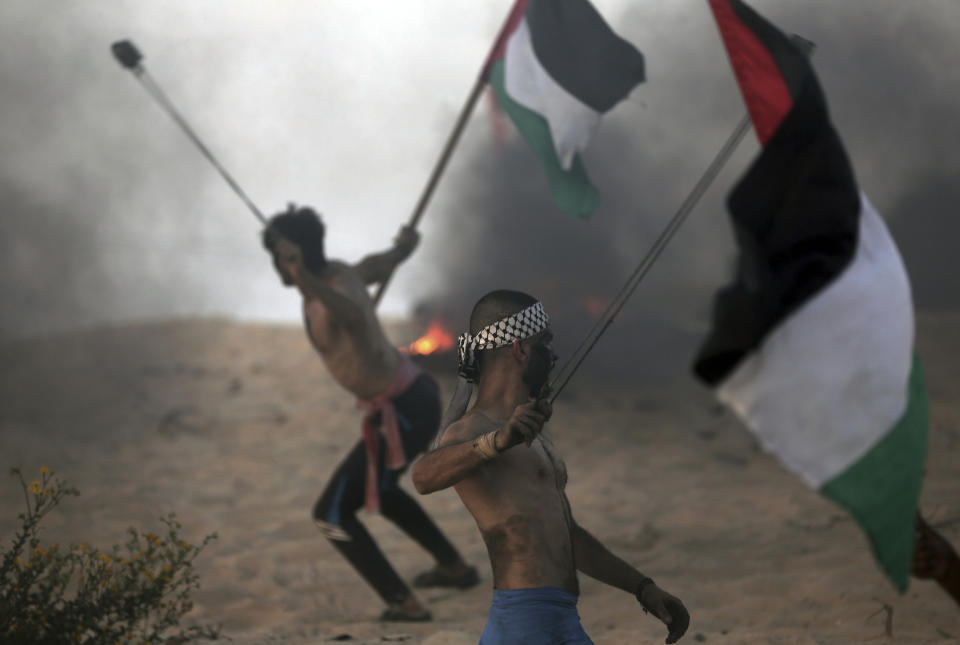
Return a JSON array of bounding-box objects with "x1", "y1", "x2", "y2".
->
[{"x1": 437, "y1": 410, "x2": 578, "y2": 593}]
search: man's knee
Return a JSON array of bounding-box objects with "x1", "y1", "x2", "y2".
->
[
  {"x1": 312, "y1": 495, "x2": 353, "y2": 542},
  {"x1": 314, "y1": 518, "x2": 352, "y2": 542}
]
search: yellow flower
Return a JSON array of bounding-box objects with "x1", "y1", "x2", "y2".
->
[
  {"x1": 28, "y1": 481, "x2": 43, "y2": 495},
  {"x1": 39, "y1": 466, "x2": 50, "y2": 475}
]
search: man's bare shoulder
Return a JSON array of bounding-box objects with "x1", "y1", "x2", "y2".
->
[
  {"x1": 324, "y1": 259, "x2": 357, "y2": 280},
  {"x1": 318, "y1": 261, "x2": 371, "y2": 297},
  {"x1": 436, "y1": 411, "x2": 497, "y2": 448},
  {"x1": 335, "y1": 258, "x2": 380, "y2": 282}
]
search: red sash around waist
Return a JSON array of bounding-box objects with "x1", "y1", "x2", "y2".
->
[{"x1": 355, "y1": 354, "x2": 421, "y2": 513}]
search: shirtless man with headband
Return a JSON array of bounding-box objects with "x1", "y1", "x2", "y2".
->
[
  {"x1": 412, "y1": 289, "x2": 689, "y2": 643},
  {"x1": 262, "y1": 205, "x2": 477, "y2": 622}
]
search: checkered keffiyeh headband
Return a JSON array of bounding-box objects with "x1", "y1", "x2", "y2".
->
[{"x1": 457, "y1": 302, "x2": 550, "y2": 383}]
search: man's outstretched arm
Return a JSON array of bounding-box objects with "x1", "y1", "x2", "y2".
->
[
  {"x1": 571, "y1": 519, "x2": 689, "y2": 643},
  {"x1": 411, "y1": 430, "x2": 491, "y2": 495},
  {"x1": 412, "y1": 400, "x2": 548, "y2": 495},
  {"x1": 571, "y1": 521, "x2": 650, "y2": 593},
  {"x1": 356, "y1": 225, "x2": 419, "y2": 286}
]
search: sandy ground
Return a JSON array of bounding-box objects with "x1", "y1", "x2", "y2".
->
[{"x1": 1, "y1": 315, "x2": 958, "y2": 645}]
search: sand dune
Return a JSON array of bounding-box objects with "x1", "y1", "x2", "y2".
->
[{"x1": 1, "y1": 315, "x2": 958, "y2": 644}]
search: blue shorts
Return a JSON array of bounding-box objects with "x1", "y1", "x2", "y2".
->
[{"x1": 479, "y1": 587, "x2": 593, "y2": 645}]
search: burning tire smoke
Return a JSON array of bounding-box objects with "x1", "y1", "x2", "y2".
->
[
  {"x1": 0, "y1": 1, "x2": 957, "y2": 353},
  {"x1": 411, "y1": 1, "x2": 960, "y2": 387}
]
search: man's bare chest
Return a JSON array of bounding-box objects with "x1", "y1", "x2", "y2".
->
[
  {"x1": 537, "y1": 435, "x2": 568, "y2": 490},
  {"x1": 503, "y1": 435, "x2": 568, "y2": 492}
]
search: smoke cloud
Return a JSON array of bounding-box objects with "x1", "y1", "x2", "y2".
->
[
  {"x1": 414, "y1": 0, "x2": 960, "y2": 385},
  {"x1": 0, "y1": 0, "x2": 957, "y2": 362}
]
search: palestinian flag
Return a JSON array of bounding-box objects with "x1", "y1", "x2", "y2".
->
[
  {"x1": 695, "y1": 0, "x2": 929, "y2": 590},
  {"x1": 483, "y1": 0, "x2": 645, "y2": 218}
]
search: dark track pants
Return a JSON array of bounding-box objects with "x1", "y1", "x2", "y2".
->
[{"x1": 312, "y1": 373, "x2": 462, "y2": 604}]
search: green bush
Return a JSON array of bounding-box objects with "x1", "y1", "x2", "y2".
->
[{"x1": 0, "y1": 467, "x2": 220, "y2": 644}]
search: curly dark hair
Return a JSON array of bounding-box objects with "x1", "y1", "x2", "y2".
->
[{"x1": 262, "y1": 204, "x2": 327, "y2": 272}]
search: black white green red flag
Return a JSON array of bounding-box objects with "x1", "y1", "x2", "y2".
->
[
  {"x1": 695, "y1": 0, "x2": 929, "y2": 590},
  {"x1": 483, "y1": 0, "x2": 645, "y2": 218}
]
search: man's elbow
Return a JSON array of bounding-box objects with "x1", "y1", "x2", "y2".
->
[{"x1": 410, "y1": 462, "x2": 435, "y2": 495}]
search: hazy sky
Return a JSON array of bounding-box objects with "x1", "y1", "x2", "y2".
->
[{"x1": 2, "y1": 1, "x2": 958, "y2": 339}]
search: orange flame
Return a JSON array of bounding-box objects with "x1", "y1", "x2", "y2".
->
[{"x1": 407, "y1": 321, "x2": 455, "y2": 356}]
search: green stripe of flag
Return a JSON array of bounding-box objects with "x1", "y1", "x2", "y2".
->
[
  {"x1": 821, "y1": 353, "x2": 929, "y2": 591},
  {"x1": 489, "y1": 59, "x2": 600, "y2": 219}
]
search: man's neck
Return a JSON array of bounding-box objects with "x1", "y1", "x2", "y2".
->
[
  {"x1": 295, "y1": 263, "x2": 334, "y2": 299},
  {"x1": 472, "y1": 370, "x2": 530, "y2": 421}
]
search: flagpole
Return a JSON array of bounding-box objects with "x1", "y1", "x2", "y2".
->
[
  {"x1": 371, "y1": 75, "x2": 485, "y2": 307},
  {"x1": 549, "y1": 113, "x2": 754, "y2": 403},
  {"x1": 111, "y1": 40, "x2": 267, "y2": 225},
  {"x1": 372, "y1": 0, "x2": 528, "y2": 307}
]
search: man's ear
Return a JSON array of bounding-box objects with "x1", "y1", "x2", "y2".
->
[{"x1": 510, "y1": 339, "x2": 530, "y2": 364}]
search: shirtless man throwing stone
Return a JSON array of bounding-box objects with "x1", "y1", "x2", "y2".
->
[
  {"x1": 412, "y1": 289, "x2": 689, "y2": 643},
  {"x1": 263, "y1": 204, "x2": 477, "y2": 622}
]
